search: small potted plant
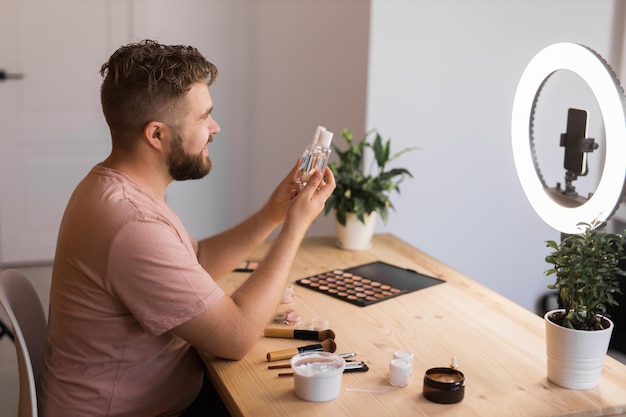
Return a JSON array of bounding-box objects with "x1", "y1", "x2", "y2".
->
[
  {"x1": 323, "y1": 128, "x2": 416, "y2": 250},
  {"x1": 544, "y1": 219, "x2": 626, "y2": 389}
]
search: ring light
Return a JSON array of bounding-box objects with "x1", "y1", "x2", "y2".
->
[{"x1": 511, "y1": 42, "x2": 626, "y2": 234}]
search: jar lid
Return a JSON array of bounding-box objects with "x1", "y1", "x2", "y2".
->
[
  {"x1": 291, "y1": 352, "x2": 346, "y2": 377},
  {"x1": 424, "y1": 367, "x2": 465, "y2": 389}
]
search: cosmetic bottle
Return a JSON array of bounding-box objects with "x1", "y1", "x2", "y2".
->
[{"x1": 296, "y1": 126, "x2": 334, "y2": 187}]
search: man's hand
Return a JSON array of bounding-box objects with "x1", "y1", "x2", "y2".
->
[{"x1": 282, "y1": 166, "x2": 335, "y2": 234}]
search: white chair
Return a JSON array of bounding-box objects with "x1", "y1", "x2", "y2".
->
[{"x1": 0, "y1": 269, "x2": 47, "y2": 417}]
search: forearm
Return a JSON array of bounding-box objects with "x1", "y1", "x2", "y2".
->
[
  {"x1": 227, "y1": 224, "x2": 306, "y2": 341},
  {"x1": 175, "y1": 222, "x2": 307, "y2": 360},
  {"x1": 196, "y1": 205, "x2": 281, "y2": 278}
]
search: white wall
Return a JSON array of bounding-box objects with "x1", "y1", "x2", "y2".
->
[
  {"x1": 367, "y1": 0, "x2": 623, "y2": 312},
  {"x1": 245, "y1": 1, "x2": 370, "y2": 236}
]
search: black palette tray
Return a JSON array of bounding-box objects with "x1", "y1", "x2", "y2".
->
[{"x1": 295, "y1": 261, "x2": 445, "y2": 307}]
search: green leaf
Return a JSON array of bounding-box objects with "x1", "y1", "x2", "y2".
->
[
  {"x1": 543, "y1": 219, "x2": 626, "y2": 330},
  {"x1": 324, "y1": 128, "x2": 417, "y2": 225}
]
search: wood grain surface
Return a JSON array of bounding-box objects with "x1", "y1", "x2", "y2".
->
[{"x1": 202, "y1": 234, "x2": 626, "y2": 417}]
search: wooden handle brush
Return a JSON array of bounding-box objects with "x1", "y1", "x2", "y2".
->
[
  {"x1": 263, "y1": 328, "x2": 335, "y2": 341},
  {"x1": 266, "y1": 338, "x2": 337, "y2": 362}
]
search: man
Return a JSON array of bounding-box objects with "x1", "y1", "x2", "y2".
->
[{"x1": 38, "y1": 40, "x2": 335, "y2": 417}]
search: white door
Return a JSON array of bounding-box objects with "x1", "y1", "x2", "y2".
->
[{"x1": 0, "y1": 0, "x2": 130, "y2": 265}]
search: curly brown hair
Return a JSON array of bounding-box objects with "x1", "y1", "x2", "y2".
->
[{"x1": 100, "y1": 39, "x2": 218, "y2": 149}]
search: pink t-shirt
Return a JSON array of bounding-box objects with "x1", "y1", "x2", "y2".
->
[{"x1": 38, "y1": 165, "x2": 225, "y2": 417}]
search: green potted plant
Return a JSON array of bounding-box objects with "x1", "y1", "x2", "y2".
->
[
  {"x1": 323, "y1": 128, "x2": 416, "y2": 250},
  {"x1": 543, "y1": 219, "x2": 626, "y2": 389}
]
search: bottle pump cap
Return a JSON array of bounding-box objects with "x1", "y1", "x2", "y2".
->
[
  {"x1": 312, "y1": 126, "x2": 326, "y2": 144},
  {"x1": 317, "y1": 129, "x2": 333, "y2": 147}
]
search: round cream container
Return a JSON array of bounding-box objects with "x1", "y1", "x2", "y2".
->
[
  {"x1": 388, "y1": 358, "x2": 411, "y2": 387},
  {"x1": 423, "y1": 367, "x2": 465, "y2": 404},
  {"x1": 291, "y1": 352, "x2": 346, "y2": 402}
]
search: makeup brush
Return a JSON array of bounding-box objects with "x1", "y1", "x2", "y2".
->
[
  {"x1": 263, "y1": 328, "x2": 335, "y2": 341},
  {"x1": 266, "y1": 338, "x2": 337, "y2": 362}
]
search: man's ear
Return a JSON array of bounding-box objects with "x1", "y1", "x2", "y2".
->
[{"x1": 144, "y1": 121, "x2": 168, "y2": 152}]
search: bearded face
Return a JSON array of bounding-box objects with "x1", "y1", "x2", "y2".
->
[{"x1": 167, "y1": 130, "x2": 212, "y2": 181}]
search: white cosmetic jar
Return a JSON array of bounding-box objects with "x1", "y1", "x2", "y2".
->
[{"x1": 291, "y1": 351, "x2": 346, "y2": 402}]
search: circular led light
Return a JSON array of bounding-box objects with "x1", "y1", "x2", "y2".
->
[{"x1": 511, "y1": 43, "x2": 626, "y2": 234}]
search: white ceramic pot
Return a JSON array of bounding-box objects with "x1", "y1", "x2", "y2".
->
[
  {"x1": 335, "y1": 212, "x2": 377, "y2": 250},
  {"x1": 544, "y1": 309, "x2": 614, "y2": 390}
]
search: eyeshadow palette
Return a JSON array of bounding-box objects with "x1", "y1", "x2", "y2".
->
[{"x1": 295, "y1": 261, "x2": 445, "y2": 307}]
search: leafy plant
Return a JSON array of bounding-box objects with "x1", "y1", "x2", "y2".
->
[
  {"x1": 544, "y1": 220, "x2": 626, "y2": 331},
  {"x1": 323, "y1": 128, "x2": 416, "y2": 226}
]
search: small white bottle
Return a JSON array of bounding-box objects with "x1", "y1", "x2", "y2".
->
[{"x1": 296, "y1": 125, "x2": 333, "y2": 187}]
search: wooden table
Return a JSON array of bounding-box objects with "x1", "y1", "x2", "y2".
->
[{"x1": 202, "y1": 234, "x2": 626, "y2": 417}]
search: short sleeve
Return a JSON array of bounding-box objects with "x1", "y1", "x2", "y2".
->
[{"x1": 107, "y1": 216, "x2": 224, "y2": 336}]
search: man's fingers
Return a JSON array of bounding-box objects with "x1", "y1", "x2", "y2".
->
[{"x1": 306, "y1": 171, "x2": 323, "y2": 189}]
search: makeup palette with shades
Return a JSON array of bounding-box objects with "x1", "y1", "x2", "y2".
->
[{"x1": 295, "y1": 261, "x2": 445, "y2": 307}]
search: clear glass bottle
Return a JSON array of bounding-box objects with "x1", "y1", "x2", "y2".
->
[{"x1": 296, "y1": 125, "x2": 334, "y2": 187}]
